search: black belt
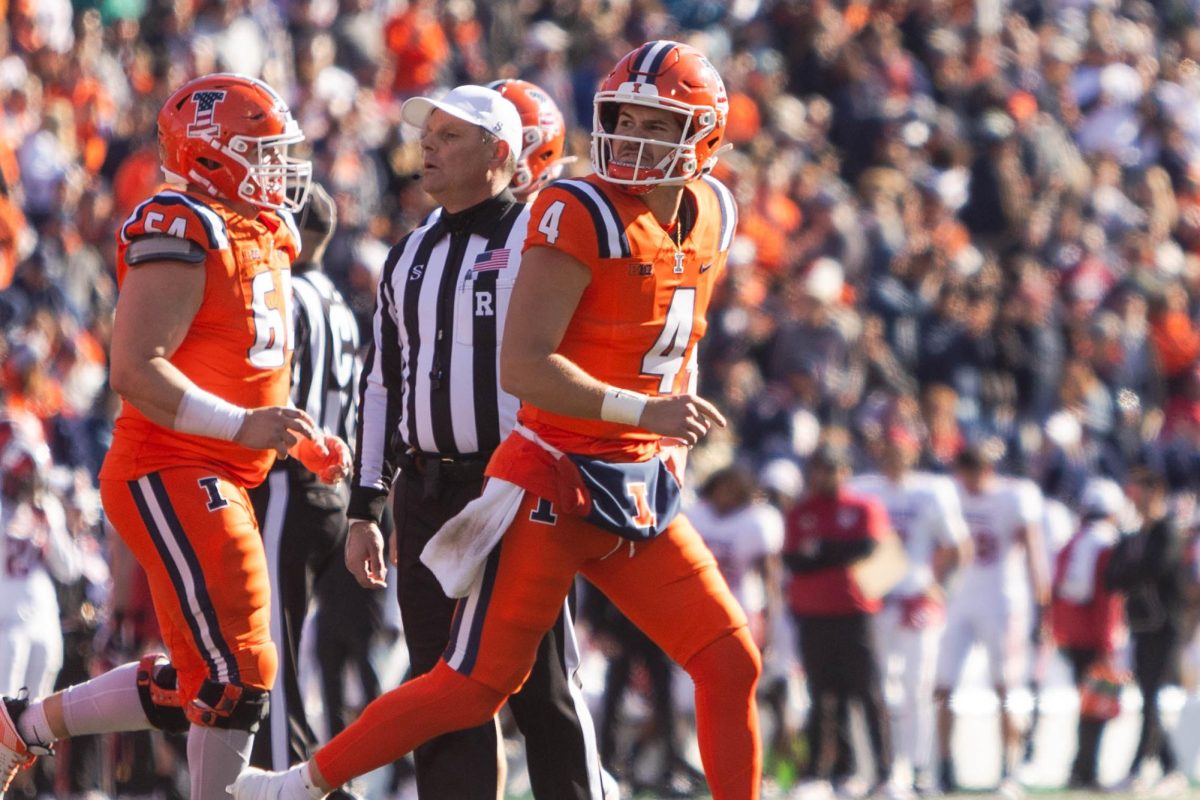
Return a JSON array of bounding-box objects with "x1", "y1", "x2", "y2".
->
[{"x1": 397, "y1": 450, "x2": 489, "y2": 484}]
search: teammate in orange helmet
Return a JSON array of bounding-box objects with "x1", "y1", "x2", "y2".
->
[
  {"x1": 486, "y1": 78, "x2": 575, "y2": 201},
  {"x1": 233, "y1": 42, "x2": 761, "y2": 800},
  {"x1": 0, "y1": 73, "x2": 351, "y2": 798}
]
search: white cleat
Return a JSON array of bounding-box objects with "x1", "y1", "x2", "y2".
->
[
  {"x1": 1151, "y1": 771, "x2": 1190, "y2": 798},
  {"x1": 872, "y1": 781, "x2": 916, "y2": 800},
  {"x1": 1107, "y1": 772, "x2": 1152, "y2": 795},
  {"x1": 996, "y1": 777, "x2": 1025, "y2": 800},
  {"x1": 791, "y1": 779, "x2": 836, "y2": 800},
  {"x1": 0, "y1": 695, "x2": 38, "y2": 794},
  {"x1": 230, "y1": 763, "x2": 331, "y2": 800}
]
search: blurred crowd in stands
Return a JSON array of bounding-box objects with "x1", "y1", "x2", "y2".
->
[{"x1": 9, "y1": 0, "x2": 1200, "y2": 796}]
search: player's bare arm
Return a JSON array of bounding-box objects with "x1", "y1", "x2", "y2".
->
[
  {"x1": 110, "y1": 257, "x2": 318, "y2": 458},
  {"x1": 501, "y1": 244, "x2": 725, "y2": 445},
  {"x1": 1018, "y1": 523, "x2": 1051, "y2": 607},
  {"x1": 932, "y1": 540, "x2": 970, "y2": 587},
  {"x1": 109, "y1": 258, "x2": 207, "y2": 425}
]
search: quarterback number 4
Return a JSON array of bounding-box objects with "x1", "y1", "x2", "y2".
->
[
  {"x1": 248, "y1": 270, "x2": 293, "y2": 369},
  {"x1": 537, "y1": 200, "x2": 566, "y2": 244},
  {"x1": 642, "y1": 288, "x2": 696, "y2": 393}
]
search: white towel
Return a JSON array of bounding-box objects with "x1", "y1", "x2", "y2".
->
[
  {"x1": 420, "y1": 478, "x2": 525, "y2": 598},
  {"x1": 1058, "y1": 520, "x2": 1118, "y2": 604}
]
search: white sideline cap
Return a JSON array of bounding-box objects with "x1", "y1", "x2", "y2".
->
[
  {"x1": 402, "y1": 85, "x2": 522, "y2": 161},
  {"x1": 1080, "y1": 478, "x2": 1126, "y2": 518}
]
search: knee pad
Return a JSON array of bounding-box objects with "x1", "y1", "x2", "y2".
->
[
  {"x1": 136, "y1": 654, "x2": 189, "y2": 733},
  {"x1": 186, "y1": 679, "x2": 270, "y2": 732}
]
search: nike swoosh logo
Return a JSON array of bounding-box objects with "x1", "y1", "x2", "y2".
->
[{"x1": 699, "y1": 262, "x2": 713, "y2": 273}]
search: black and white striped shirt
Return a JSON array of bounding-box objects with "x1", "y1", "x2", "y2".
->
[
  {"x1": 277, "y1": 269, "x2": 361, "y2": 476},
  {"x1": 349, "y1": 192, "x2": 528, "y2": 523}
]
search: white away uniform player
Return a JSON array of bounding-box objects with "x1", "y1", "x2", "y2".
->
[
  {"x1": 935, "y1": 444, "x2": 1049, "y2": 793},
  {"x1": 0, "y1": 439, "x2": 82, "y2": 699},
  {"x1": 850, "y1": 432, "x2": 967, "y2": 793},
  {"x1": 687, "y1": 465, "x2": 785, "y2": 648}
]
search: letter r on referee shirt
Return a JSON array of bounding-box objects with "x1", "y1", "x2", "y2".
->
[{"x1": 475, "y1": 291, "x2": 494, "y2": 316}]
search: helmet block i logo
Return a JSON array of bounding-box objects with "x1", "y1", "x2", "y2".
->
[
  {"x1": 187, "y1": 90, "x2": 227, "y2": 140},
  {"x1": 158, "y1": 73, "x2": 311, "y2": 212}
]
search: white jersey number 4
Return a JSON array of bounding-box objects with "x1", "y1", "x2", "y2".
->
[{"x1": 642, "y1": 288, "x2": 696, "y2": 393}]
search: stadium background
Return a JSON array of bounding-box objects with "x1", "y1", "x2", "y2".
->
[{"x1": 8, "y1": 0, "x2": 1200, "y2": 797}]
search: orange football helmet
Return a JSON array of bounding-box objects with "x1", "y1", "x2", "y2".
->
[
  {"x1": 592, "y1": 41, "x2": 729, "y2": 192},
  {"x1": 158, "y1": 73, "x2": 312, "y2": 213},
  {"x1": 486, "y1": 79, "x2": 575, "y2": 200}
]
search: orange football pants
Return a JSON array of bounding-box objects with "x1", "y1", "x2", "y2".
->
[
  {"x1": 316, "y1": 491, "x2": 762, "y2": 799},
  {"x1": 101, "y1": 469, "x2": 277, "y2": 706}
]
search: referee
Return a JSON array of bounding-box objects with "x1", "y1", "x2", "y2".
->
[
  {"x1": 344, "y1": 85, "x2": 609, "y2": 800},
  {"x1": 247, "y1": 182, "x2": 361, "y2": 798}
]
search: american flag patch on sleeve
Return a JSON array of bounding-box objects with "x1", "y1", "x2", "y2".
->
[{"x1": 472, "y1": 248, "x2": 511, "y2": 272}]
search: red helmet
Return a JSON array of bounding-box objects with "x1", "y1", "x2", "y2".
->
[
  {"x1": 486, "y1": 79, "x2": 574, "y2": 200},
  {"x1": 158, "y1": 73, "x2": 312, "y2": 212},
  {"x1": 592, "y1": 41, "x2": 728, "y2": 192}
]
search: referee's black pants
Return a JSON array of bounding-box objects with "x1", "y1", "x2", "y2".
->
[
  {"x1": 395, "y1": 468, "x2": 607, "y2": 800},
  {"x1": 248, "y1": 468, "x2": 350, "y2": 774}
]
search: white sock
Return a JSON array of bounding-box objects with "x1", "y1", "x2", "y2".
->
[
  {"x1": 14, "y1": 701, "x2": 54, "y2": 750},
  {"x1": 60, "y1": 661, "x2": 153, "y2": 737},
  {"x1": 188, "y1": 725, "x2": 254, "y2": 798}
]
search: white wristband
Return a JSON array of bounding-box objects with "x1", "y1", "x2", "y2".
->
[
  {"x1": 174, "y1": 386, "x2": 247, "y2": 441},
  {"x1": 600, "y1": 386, "x2": 648, "y2": 426}
]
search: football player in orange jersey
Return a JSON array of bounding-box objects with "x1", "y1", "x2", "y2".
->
[
  {"x1": 233, "y1": 43, "x2": 760, "y2": 800},
  {"x1": 0, "y1": 73, "x2": 352, "y2": 799}
]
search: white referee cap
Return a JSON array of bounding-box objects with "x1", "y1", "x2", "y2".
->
[{"x1": 402, "y1": 85, "x2": 523, "y2": 162}]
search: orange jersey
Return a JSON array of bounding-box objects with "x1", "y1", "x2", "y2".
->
[
  {"x1": 100, "y1": 189, "x2": 301, "y2": 487},
  {"x1": 519, "y1": 174, "x2": 737, "y2": 456}
]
